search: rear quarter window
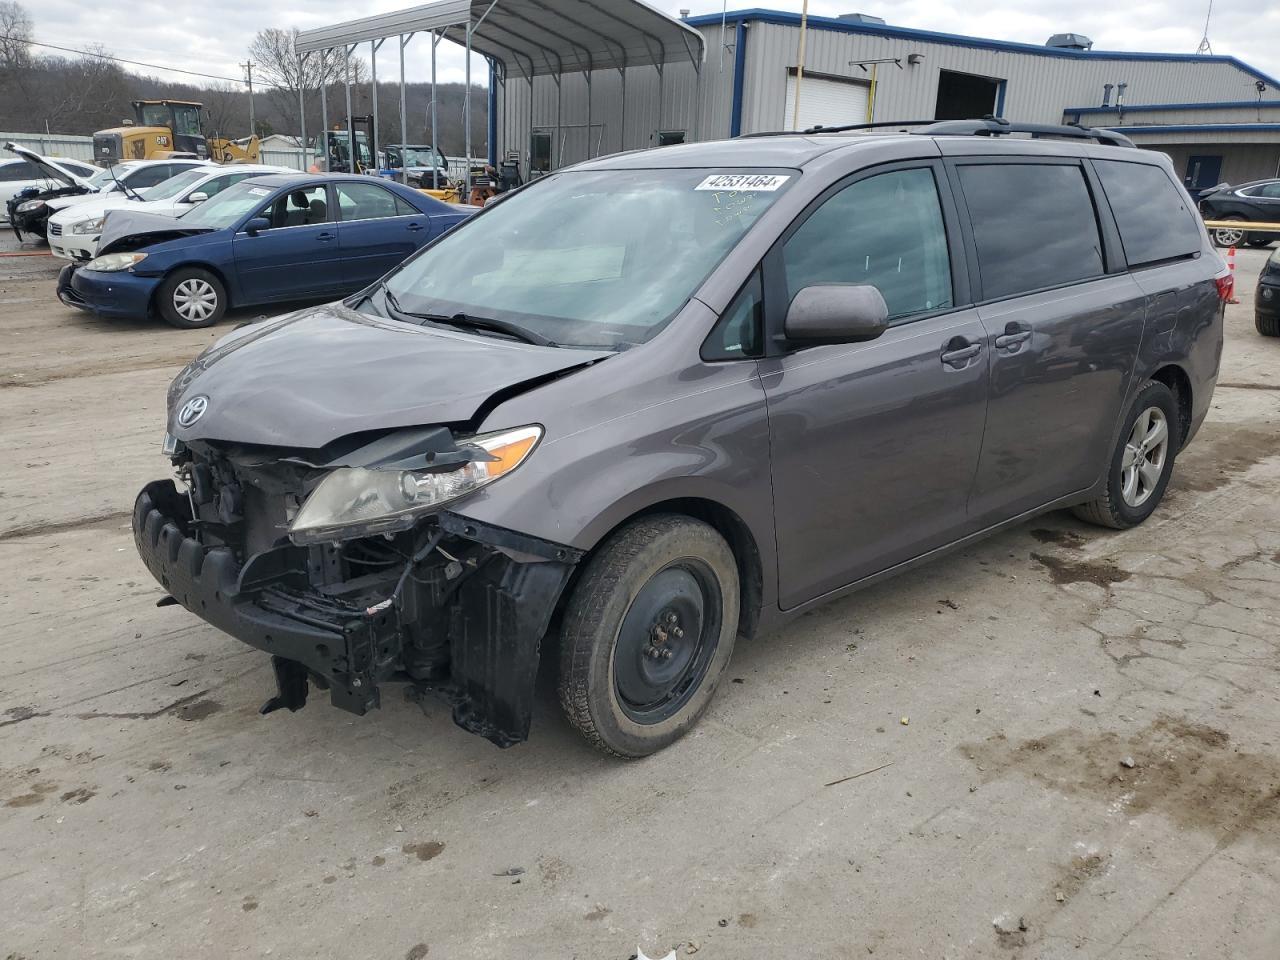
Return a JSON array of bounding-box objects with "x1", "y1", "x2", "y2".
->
[{"x1": 1094, "y1": 160, "x2": 1202, "y2": 267}]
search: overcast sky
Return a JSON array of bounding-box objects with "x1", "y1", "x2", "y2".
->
[{"x1": 25, "y1": 0, "x2": 1280, "y2": 91}]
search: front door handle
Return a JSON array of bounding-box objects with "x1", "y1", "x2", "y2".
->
[
  {"x1": 316, "y1": 231, "x2": 335, "y2": 242},
  {"x1": 941, "y1": 342, "x2": 982, "y2": 367}
]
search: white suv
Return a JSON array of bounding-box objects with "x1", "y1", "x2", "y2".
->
[{"x1": 48, "y1": 164, "x2": 294, "y2": 261}]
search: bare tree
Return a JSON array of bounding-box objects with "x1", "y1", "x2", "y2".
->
[
  {"x1": 201, "y1": 82, "x2": 243, "y2": 139},
  {"x1": 0, "y1": 0, "x2": 33, "y2": 70},
  {"x1": 249, "y1": 27, "x2": 366, "y2": 136}
]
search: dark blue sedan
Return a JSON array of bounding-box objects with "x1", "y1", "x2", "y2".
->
[{"x1": 59, "y1": 174, "x2": 471, "y2": 328}]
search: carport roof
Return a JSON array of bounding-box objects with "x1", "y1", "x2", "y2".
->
[{"x1": 294, "y1": 0, "x2": 706, "y2": 78}]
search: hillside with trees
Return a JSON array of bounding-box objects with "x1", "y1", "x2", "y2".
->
[{"x1": 0, "y1": 2, "x2": 488, "y2": 156}]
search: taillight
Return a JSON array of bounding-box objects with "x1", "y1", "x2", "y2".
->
[{"x1": 1215, "y1": 272, "x2": 1235, "y2": 303}]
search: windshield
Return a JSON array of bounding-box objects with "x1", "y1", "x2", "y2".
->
[
  {"x1": 179, "y1": 180, "x2": 275, "y2": 228},
  {"x1": 382, "y1": 169, "x2": 792, "y2": 349},
  {"x1": 142, "y1": 169, "x2": 206, "y2": 201}
]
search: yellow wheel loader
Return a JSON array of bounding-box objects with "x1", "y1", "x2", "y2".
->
[{"x1": 92, "y1": 101, "x2": 260, "y2": 167}]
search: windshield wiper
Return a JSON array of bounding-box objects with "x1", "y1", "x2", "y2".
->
[{"x1": 380, "y1": 288, "x2": 556, "y2": 347}]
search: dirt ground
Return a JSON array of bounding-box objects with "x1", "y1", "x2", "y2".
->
[{"x1": 2, "y1": 234, "x2": 1279, "y2": 960}]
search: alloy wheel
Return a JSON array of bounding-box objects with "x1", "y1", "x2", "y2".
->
[
  {"x1": 1120, "y1": 406, "x2": 1169, "y2": 508},
  {"x1": 1214, "y1": 225, "x2": 1246, "y2": 247}
]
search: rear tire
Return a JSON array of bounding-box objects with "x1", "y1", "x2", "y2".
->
[
  {"x1": 1257, "y1": 313, "x2": 1280, "y2": 337},
  {"x1": 558, "y1": 515, "x2": 740, "y2": 759},
  {"x1": 1246, "y1": 238, "x2": 1273, "y2": 249},
  {"x1": 1211, "y1": 217, "x2": 1247, "y2": 248},
  {"x1": 1073, "y1": 381, "x2": 1179, "y2": 530},
  {"x1": 157, "y1": 267, "x2": 226, "y2": 329}
]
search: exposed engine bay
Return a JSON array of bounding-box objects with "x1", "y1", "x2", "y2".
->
[{"x1": 133, "y1": 428, "x2": 581, "y2": 747}]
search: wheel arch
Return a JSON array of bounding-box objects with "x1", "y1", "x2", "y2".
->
[
  {"x1": 1149, "y1": 363, "x2": 1193, "y2": 450},
  {"x1": 560, "y1": 496, "x2": 766, "y2": 643}
]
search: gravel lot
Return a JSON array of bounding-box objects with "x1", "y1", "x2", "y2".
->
[{"x1": 2, "y1": 234, "x2": 1279, "y2": 960}]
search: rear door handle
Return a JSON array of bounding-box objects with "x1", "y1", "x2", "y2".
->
[
  {"x1": 995, "y1": 331, "x2": 1032, "y2": 349},
  {"x1": 941, "y1": 343, "x2": 982, "y2": 367},
  {"x1": 316, "y1": 231, "x2": 335, "y2": 242},
  {"x1": 406, "y1": 222, "x2": 424, "y2": 232}
]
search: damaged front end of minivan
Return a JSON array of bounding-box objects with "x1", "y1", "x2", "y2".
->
[{"x1": 134, "y1": 423, "x2": 581, "y2": 747}]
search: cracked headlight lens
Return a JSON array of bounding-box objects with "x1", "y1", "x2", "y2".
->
[
  {"x1": 71, "y1": 216, "x2": 105, "y2": 235},
  {"x1": 17, "y1": 199, "x2": 46, "y2": 213},
  {"x1": 290, "y1": 425, "x2": 542, "y2": 544}
]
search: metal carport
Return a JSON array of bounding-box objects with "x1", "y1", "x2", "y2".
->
[{"x1": 294, "y1": 0, "x2": 706, "y2": 195}]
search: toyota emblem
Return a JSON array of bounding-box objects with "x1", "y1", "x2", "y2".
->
[{"x1": 177, "y1": 395, "x2": 209, "y2": 427}]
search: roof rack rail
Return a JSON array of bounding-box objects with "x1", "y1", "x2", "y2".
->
[
  {"x1": 912, "y1": 117, "x2": 1135, "y2": 148},
  {"x1": 738, "y1": 116, "x2": 1134, "y2": 148},
  {"x1": 741, "y1": 119, "x2": 940, "y2": 138}
]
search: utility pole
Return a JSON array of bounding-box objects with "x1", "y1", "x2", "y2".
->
[{"x1": 243, "y1": 61, "x2": 256, "y2": 136}]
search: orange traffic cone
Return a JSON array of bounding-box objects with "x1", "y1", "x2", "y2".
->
[{"x1": 1226, "y1": 245, "x2": 1240, "y2": 304}]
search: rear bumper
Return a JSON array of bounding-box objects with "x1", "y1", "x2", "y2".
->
[{"x1": 132, "y1": 479, "x2": 581, "y2": 746}]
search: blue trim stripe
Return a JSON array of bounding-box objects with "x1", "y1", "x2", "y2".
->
[
  {"x1": 730, "y1": 19, "x2": 747, "y2": 137},
  {"x1": 1068, "y1": 100, "x2": 1280, "y2": 115},
  {"x1": 684, "y1": 9, "x2": 1280, "y2": 89},
  {"x1": 1100, "y1": 123, "x2": 1280, "y2": 134}
]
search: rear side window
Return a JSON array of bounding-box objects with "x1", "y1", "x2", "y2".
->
[
  {"x1": 127, "y1": 165, "x2": 175, "y2": 188},
  {"x1": 781, "y1": 167, "x2": 952, "y2": 321},
  {"x1": 1094, "y1": 160, "x2": 1201, "y2": 267},
  {"x1": 958, "y1": 163, "x2": 1104, "y2": 300}
]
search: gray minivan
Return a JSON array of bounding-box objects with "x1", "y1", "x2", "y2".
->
[{"x1": 134, "y1": 120, "x2": 1227, "y2": 757}]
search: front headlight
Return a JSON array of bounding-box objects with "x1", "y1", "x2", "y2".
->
[
  {"x1": 289, "y1": 425, "x2": 542, "y2": 544},
  {"x1": 17, "y1": 199, "x2": 45, "y2": 213},
  {"x1": 72, "y1": 216, "x2": 105, "y2": 235},
  {"x1": 86, "y1": 252, "x2": 148, "y2": 273}
]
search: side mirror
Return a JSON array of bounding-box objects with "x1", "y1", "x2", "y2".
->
[
  {"x1": 784, "y1": 284, "x2": 889, "y2": 343},
  {"x1": 244, "y1": 216, "x2": 271, "y2": 235},
  {"x1": 187, "y1": 191, "x2": 208, "y2": 204}
]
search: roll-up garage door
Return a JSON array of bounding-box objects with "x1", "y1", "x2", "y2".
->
[{"x1": 784, "y1": 73, "x2": 870, "y2": 130}]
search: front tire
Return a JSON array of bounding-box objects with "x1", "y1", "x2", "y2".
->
[
  {"x1": 558, "y1": 515, "x2": 740, "y2": 758},
  {"x1": 1073, "y1": 380, "x2": 1179, "y2": 530},
  {"x1": 157, "y1": 267, "x2": 226, "y2": 329},
  {"x1": 1258, "y1": 313, "x2": 1280, "y2": 337}
]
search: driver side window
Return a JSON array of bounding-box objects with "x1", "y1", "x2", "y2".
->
[
  {"x1": 258, "y1": 186, "x2": 330, "y2": 229},
  {"x1": 781, "y1": 167, "x2": 952, "y2": 322}
]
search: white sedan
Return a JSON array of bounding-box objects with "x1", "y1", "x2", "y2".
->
[
  {"x1": 47, "y1": 163, "x2": 295, "y2": 262},
  {"x1": 0, "y1": 155, "x2": 97, "y2": 221}
]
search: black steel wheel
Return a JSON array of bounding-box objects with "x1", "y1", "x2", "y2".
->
[{"x1": 559, "y1": 514, "x2": 739, "y2": 758}]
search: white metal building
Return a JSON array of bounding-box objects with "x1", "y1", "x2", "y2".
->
[{"x1": 297, "y1": 2, "x2": 1280, "y2": 191}]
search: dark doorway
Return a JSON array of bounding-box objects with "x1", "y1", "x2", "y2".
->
[
  {"x1": 934, "y1": 70, "x2": 1002, "y2": 120},
  {"x1": 1184, "y1": 155, "x2": 1223, "y2": 191},
  {"x1": 531, "y1": 131, "x2": 552, "y2": 174},
  {"x1": 658, "y1": 130, "x2": 686, "y2": 146}
]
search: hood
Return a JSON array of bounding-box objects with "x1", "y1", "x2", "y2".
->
[
  {"x1": 3, "y1": 142, "x2": 96, "y2": 189},
  {"x1": 97, "y1": 210, "x2": 214, "y2": 254},
  {"x1": 168, "y1": 302, "x2": 611, "y2": 448}
]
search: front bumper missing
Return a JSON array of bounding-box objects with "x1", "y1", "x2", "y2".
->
[{"x1": 133, "y1": 479, "x2": 581, "y2": 747}]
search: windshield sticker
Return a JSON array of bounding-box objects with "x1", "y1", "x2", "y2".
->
[
  {"x1": 247, "y1": 187, "x2": 272, "y2": 196},
  {"x1": 695, "y1": 174, "x2": 789, "y2": 192}
]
